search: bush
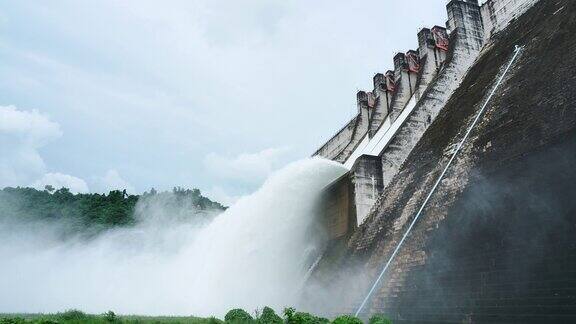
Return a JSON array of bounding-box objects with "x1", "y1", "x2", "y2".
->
[
  {"x1": 58, "y1": 309, "x2": 88, "y2": 321},
  {"x1": 104, "y1": 311, "x2": 117, "y2": 322},
  {"x1": 284, "y1": 308, "x2": 329, "y2": 324},
  {"x1": 257, "y1": 307, "x2": 282, "y2": 324},
  {"x1": 224, "y1": 309, "x2": 254, "y2": 323},
  {"x1": 369, "y1": 315, "x2": 392, "y2": 324},
  {"x1": 207, "y1": 317, "x2": 224, "y2": 324},
  {"x1": 332, "y1": 315, "x2": 362, "y2": 324},
  {"x1": 0, "y1": 318, "x2": 26, "y2": 324},
  {"x1": 37, "y1": 320, "x2": 59, "y2": 324}
]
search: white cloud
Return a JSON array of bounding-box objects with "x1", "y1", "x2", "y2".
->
[
  {"x1": 202, "y1": 147, "x2": 291, "y2": 205},
  {"x1": 0, "y1": 105, "x2": 137, "y2": 195},
  {"x1": 204, "y1": 185, "x2": 242, "y2": 207},
  {"x1": 90, "y1": 169, "x2": 136, "y2": 194},
  {"x1": 0, "y1": 0, "x2": 448, "y2": 193},
  {"x1": 31, "y1": 172, "x2": 89, "y2": 194},
  {"x1": 0, "y1": 105, "x2": 89, "y2": 194},
  {"x1": 0, "y1": 105, "x2": 62, "y2": 145},
  {"x1": 0, "y1": 105, "x2": 62, "y2": 187},
  {"x1": 204, "y1": 147, "x2": 290, "y2": 185}
]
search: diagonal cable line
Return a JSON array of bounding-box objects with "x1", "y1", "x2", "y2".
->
[{"x1": 354, "y1": 45, "x2": 524, "y2": 317}]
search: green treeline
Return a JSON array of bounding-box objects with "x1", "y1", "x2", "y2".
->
[
  {"x1": 0, "y1": 186, "x2": 226, "y2": 234},
  {"x1": 1, "y1": 308, "x2": 392, "y2": 324}
]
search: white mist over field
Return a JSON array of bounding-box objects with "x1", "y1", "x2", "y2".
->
[{"x1": 0, "y1": 158, "x2": 346, "y2": 317}]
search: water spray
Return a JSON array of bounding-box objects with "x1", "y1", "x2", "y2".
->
[{"x1": 354, "y1": 45, "x2": 524, "y2": 317}]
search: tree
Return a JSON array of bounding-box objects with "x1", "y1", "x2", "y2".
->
[
  {"x1": 258, "y1": 307, "x2": 282, "y2": 324},
  {"x1": 58, "y1": 309, "x2": 88, "y2": 321},
  {"x1": 104, "y1": 310, "x2": 117, "y2": 322},
  {"x1": 284, "y1": 308, "x2": 329, "y2": 324},
  {"x1": 224, "y1": 308, "x2": 254, "y2": 323},
  {"x1": 332, "y1": 315, "x2": 362, "y2": 324},
  {"x1": 0, "y1": 186, "x2": 225, "y2": 236},
  {"x1": 369, "y1": 315, "x2": 393, "y2": 324}
]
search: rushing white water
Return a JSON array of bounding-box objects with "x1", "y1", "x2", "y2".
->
[{"x1": 0, "y1": 158, "x2": 346, "y2": 317}]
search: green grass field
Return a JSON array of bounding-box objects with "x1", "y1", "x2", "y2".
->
[{"x1": 0, "y1": 310, "x2": 221, "y2": 324}]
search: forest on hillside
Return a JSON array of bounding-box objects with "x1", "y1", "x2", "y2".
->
[{"x1": 0, "y1": 186, "x2": 226, "y2": 236}]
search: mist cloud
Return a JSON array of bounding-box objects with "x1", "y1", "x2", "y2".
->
[{"x1": 0, "y1": 158, "x2": 346, "y2": 317}]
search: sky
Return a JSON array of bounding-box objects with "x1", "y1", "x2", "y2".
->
[{"x1": 0, "y1": 0, "x2": 447, "y2": 205}]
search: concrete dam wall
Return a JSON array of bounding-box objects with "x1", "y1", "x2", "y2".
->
[
  {"x1": 307, "y1": 0, "x2": 576, "y2": 322},
  {"x1": 313, "y1": 0, "x2": 543, "y2": 238},
  {"x1": 315, "y1": 0, "x2": 494, "y2": 227}
]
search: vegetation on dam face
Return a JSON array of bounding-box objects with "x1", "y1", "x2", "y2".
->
[{"x1": 0, "y1": 308, "x2": 392, "y2": 324}]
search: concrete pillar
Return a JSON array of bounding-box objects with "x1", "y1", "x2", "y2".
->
[
  {"x1": 431, "y1": 26, "x2": 449, "y2": 65},
  {"x1": 369, "y1": 73, "x2": 392, "y2": 137},
  {"x1": 389, "y1": 53, "x2": 413, "y2": 121},
  {"x1": 350, "y1": 155, "x2": 383, "y2": 225},
  {"x1": 418, "y1": 26, "x2": 449, "y2": 69},
  {"x1": 414, "y1": 26, "x2": 451, "y2": 100},
  {"x1": 323, "y1": 91, "x2": 373, "y2": 164},
  {"x1": 418, "y1": 27, "x2": 432, "y2": 55},
  {"x1": 320, "y1": 173, "x2": 356, "y2": 239},
  {"x1": 480, "y1": 0, "x2": 539, "y2": 41},
  {"x1": 406, "y1": 50, "x2": 420, "y2": 94},
  {"x1": 446, "y1": 0, "x2": 485, "y2": 52},
  {"x1": 385, "y1": 70, "x2": 396, "y2": 93},
  {"x1": 357, "y1": 90, "x2": 374, "y2": 124},
  {"x1": 329, "y1": 91, "x2": 371, "y2": 162},
  {"x1": 393, "y1": 52, "x2": 408, "y2": 81},
  {"x1": 481, "y1": 0, "x2": 497, "y2": 41}
]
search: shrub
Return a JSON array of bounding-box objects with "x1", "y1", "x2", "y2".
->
[
  {"x1": 0, "y1": 318, "x2": 26, "y2": 324},
  {"x1": 284, "y1": 308, "x2": 329, "y2": 324},
  {"x1": 207, "y1": 316, "x2": 224, "y2": 324},
  {"x1": 37, "y1": 320, "x2": 59, "y2": 324},
  {"x1": 224, "y1": 309, "x2": 254, "y2": 323},
  {"x1": 104, "y1": 311, "x2": 117, "y2": 322},
  {"x1": 257, "y1": 307, "x2": 282, "y2": 324},
  {"x1": 369, "y1": 315, "x2": 392, "y2": 324},
  {"x1": 332, "y1": 315, "x2": 363, "y2": 324},
  {"x1": 58, "y1": 309, "x2": 88, "y2": 321}
]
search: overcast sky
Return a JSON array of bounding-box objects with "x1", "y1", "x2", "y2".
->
[{"x1": 0, "y1": 0, "x2": 447, "y2": 204}]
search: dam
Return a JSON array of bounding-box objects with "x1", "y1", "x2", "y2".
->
[
  {"x1": 307, "y1": 0, "x2": 576, "y2": 322},
  {"x1": 314, "y1": 0, "x2": 538, "y2": 228}
]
